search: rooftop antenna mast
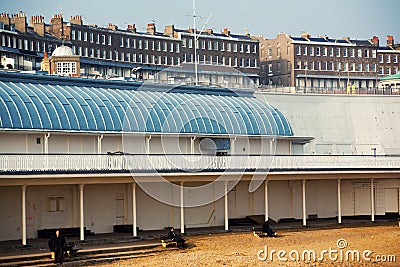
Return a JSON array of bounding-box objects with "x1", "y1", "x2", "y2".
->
[
  {"x1": 192, "y1": 0, "x2": 212, "y2": 86},
  {"x1": 192, "y1": 0, "x2": 198, "y2": 86},
  {"x1": 58, "y1": 4, "x2": 65, "y2": 46}
]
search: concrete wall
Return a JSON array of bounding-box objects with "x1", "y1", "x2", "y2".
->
[
  {"x1": 0, "y1": 133, "x2": 43, "y2": 153},
  {"x1": 0, "y1": 132, "x2": 291, "y2": 155},
  {"x1": 85, "y1": 184, "x2": 127, "y2": 233},
  {"x1": 341, "y1": 179, "x2": 400, "y2": 216},
  {"x1": 257, "y1": 93, "x2": 400, "y2": 155},
  {"x1": 0, "y1": 187, "x2": 21, "y2": 240}
]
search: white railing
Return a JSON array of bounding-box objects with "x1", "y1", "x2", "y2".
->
[{"x1": 0, "y1": 154, "x2": 399, "y2": 173}]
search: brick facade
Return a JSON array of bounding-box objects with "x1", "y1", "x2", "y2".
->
[{"x1": 256, "y1": 33, "x2": 400, "y2": 92}]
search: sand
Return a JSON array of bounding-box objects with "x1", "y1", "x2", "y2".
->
[{"x1": 95, "y1": 225, "x2": 400, "y2": 266}]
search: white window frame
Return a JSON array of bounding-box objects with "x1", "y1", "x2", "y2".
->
[
  {"x1": 56, "y1": 62, "x2": 77, "y2": 75},
  {"x1": 343, "y1": 48, "x2": 348, "y2": 57}
]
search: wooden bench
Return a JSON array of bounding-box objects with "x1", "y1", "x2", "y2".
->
[
  {"x1": 160, "y1": 235, "x2": 186, "y2": 248},
  {"x1": 252, "y1": 227, "x2": 277, "y2": 238},
  {"x1": 49, "y1": 241, "x2": 81, "y2": 259},
  {"x1": 252, "y1": 227, "x2": 267, "y2": 237},
  {"x1": 160, "y1": 237, "x2": 178, "y2": 248},
  {"x1": 64, "y1": 241, "x2": 81, "y2": 257}
]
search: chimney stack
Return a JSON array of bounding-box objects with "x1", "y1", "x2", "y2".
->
[
  {"x1": 70, "y1": 15, "x2": 83, "y2": 25},
  {"x1": 204, "y1": 28, "x2": 213, "y2": 35},
  {"x1": 127, "y1": 24, "x2": 137, "y2": 33},
  {"x1": 40, "y1": 52, "x2": 50, "y2": 73},
  {"x1": 301, "y1": 32, "x2": 310, "y2": 39},
  {"x1": 387, "y1": 35, "x2": 394, "y2": 47},
  {"x1": 50, "y1": 13, "x2": 64, "y2": 38},
  {"x1": 147, "y1": 23, "x2": 156, "y2": 35},
  {"x1": 10, "y1": 11, "x2": 27, "y2": 33},
  {"x1": 0, "y1": 12, "x2": 10, "y2": 29},
  {"x1": 164, "y1": 25, "x2": 175, "y2": 37},
  {"x1": 30, "y1": 15, "x2": 45, "y2": 36},
  {"x1": 108, "y1": 23, "x2": 118, "y2": 31},
  {"x1": 222, "y1": 28, "x2": 230, "y2": 36},
  {"x1": 342, "y1": 37, "x2": 351, "y2": 42},
  {"x1": 371, "y1": 36, "x2": 379, "y2": 46}
]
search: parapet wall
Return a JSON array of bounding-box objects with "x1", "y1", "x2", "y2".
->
[{"x1": 257, "y1": 92, "x2": 400, "y2": 155}]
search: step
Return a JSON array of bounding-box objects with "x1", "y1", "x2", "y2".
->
[
  {"x1": 0, "y1": 243, "x2": 173, "y2": 267},
  {"x1": 0, "y1": 257, "x2": 53, "y2": 267},
  {"x1": 0, "y1": 253, "x2": 49, "y2": 265}
]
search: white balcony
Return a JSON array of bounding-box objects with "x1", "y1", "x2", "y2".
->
[{"x1": 0, "y1": 154, "x2": 399, "y2": 174}]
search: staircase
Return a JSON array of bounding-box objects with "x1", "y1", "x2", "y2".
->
[
  {"x1": 228, "y1": 216, "x2": 259, "y2": 226},
  {"x1": 0, "y1": 242, "x2": 174, "y2": 267}
]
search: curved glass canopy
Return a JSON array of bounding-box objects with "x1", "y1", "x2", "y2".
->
[{"x1": 0, "y1": 73, "x2": 293, "y2": 136}]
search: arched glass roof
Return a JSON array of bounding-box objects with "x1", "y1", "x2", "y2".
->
[{"x1": 0, "y1": 73, "x2": 293, "y2": 136}]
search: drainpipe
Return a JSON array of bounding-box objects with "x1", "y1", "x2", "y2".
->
[
  {"x1": 191, "y1": 136, "x2": 196, "y2": 155},
  {"x1": 269, "y1": 138, "x2": 275, "y2": 155},
  {"x1": 230, "y1": 137, "x2": 236, "y2": 154},
  {"x1": 146, "y1": 135, "x2": 152, "y2": 154},
  {"x1": 97, "y1": 135, "x2": 103, "y2": 154},
  {"x1": 44, "y1": 133, "x2": 50, "y2": 154}
]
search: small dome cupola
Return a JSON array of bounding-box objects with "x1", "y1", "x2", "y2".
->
[{"x1": 52, "y1": 45, "x2": 75, "y2": 57}]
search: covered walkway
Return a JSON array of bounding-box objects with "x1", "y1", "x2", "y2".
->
[{"x1": 0, "y1": 218, "x2": 396, "y2": 261}]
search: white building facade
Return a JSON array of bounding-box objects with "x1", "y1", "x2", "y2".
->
[{"x1": 0, "y1": 71, "x2": 399, "y2": 245}]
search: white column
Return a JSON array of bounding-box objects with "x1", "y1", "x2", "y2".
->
[
  {"x1": 132, "y1": 183, "x2": 137, "y2": 237},
  {"x1": 21, "y1": 185, "x2": 27, "y2": 246},
  {"x1": 398, "y1": 188, "x2": 400, "y2": 218},
  {"x1": 371, "y1": 178, "x2": 375, "y2": 222},
  {"x1": 79, "y1": 184, "x2": 85, "y2": 241},
  {"x1": 302, "y1": 179, "x2": 307, "y2": 226},
  {"x1": 337, "y1": 179, "x2": 342, "y2": 224},
  {"x1": 264, "y1": 180, "x2": 269, "y2": 222},
  {"x1": 180, "y1": 182, "x2": 185, "y2": 234},
  {"x1": 224, "y1": 181, "x2": 229, "y2": 231}
]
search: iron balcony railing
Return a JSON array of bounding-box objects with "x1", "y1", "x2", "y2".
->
[{"x1": 0, "y1": 154, "x2": 399, "y2": 174}]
